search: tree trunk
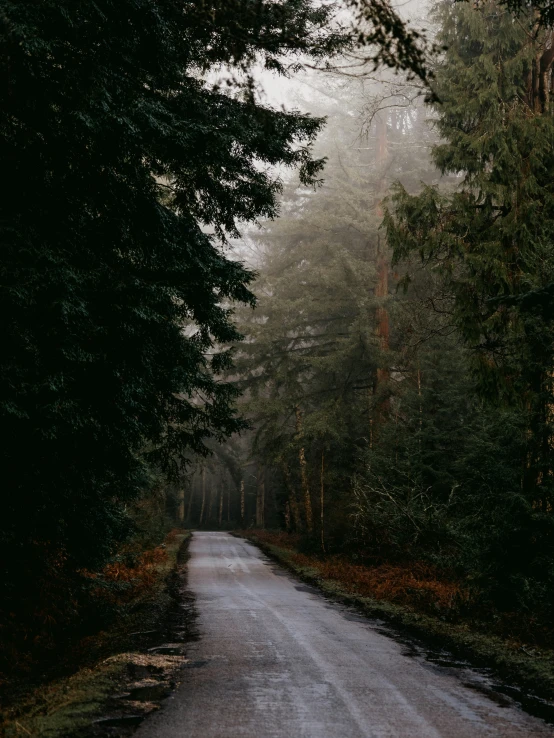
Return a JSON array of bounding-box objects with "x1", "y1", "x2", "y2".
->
[
  {"x1": 539, "y1": 34, "x2": 554, "y2": 113},
  {"x1": 373, "y1": 108, "x2": 390, "y2": 421},
  {"x1": 300, "y1": 446, "x2": 313, "y2": 533},
  {"x1": 375, "y1": 113, "x2": 388, "y2": 165},
  {"x1": 208, "y1": 481, "x2": 214, "y2": 524},
  {"x1": 178, "y1": 487, "x2": 185, "y2": 524},
  {"x1": 417, "y1": 365, "x2": 423, "y2": 451},
  {"x1": 240, "y1": 478, "x2": 245, "y2": 525},
  {"x1": 527, "y1": 29, "x2": 554, "y2": 113},
  {"x1": 375, "y1": 242, "x2": 390, "y2": 402},
  {"x1": 260, "y1": 477, "x2": 265, "y2": 528},
  {"x1": 320, "y1": 450, "x2": 325, "y2": 553},
  {"x1": 256, "y1": 469, "x2": 265, "y2": 528},
  {"x1": 199, "y1": 467, "x2": 206, "y2": 525},
  {"x1": 368, "y1": 387, "x2": 374, "y2": 457},
  {"x1": 296, "y1": 406, "x2": 313, "y2": 533},
  {"x1": 218, "y1": 484, "x2": 223, "y2": 527},
  {"x1": 282, "y1": 462, "x2": 301, "y2": 531},
  {"x1": 186, "y1": 479, "x2": 195, "y2": 523}
]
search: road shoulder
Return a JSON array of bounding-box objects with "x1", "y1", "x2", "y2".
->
[{"x1": 235, "y1": 530, "x2": 554, "y2": 720}]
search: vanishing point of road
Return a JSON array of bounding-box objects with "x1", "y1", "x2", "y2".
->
[{"x1": 136, "y1": 532, "x2": 554, "y2": 738}]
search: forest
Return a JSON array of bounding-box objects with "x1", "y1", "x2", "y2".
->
[
  {"x1": 194, "y1": 0, "x2": 554, "y2": 637},
  {"x1": 2, "y1": 0, "x2": 554, "y2": 734}
]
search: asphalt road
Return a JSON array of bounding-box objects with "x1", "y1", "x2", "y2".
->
[{"x1": 135, "y1": 531, "x2": 554, "y2": 738}]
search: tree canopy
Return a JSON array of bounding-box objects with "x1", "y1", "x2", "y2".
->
[{"x1": 0, "y1": 0, "x2": 346, "y2": 620}]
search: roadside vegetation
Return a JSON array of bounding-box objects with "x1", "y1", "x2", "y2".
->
[
  {"x1": 242, "y1": 530, "x2": 554, "y2": 706},
  {"x1": 1, "y1": 529, "x2": 191, "y2": 737}
]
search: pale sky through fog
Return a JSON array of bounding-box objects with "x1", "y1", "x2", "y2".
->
[
  {"x1": 226, "y1": 0, "x2": 431, "y2": 267},
  {"x1": 255, "y1": 0, "x2": 430, "y2": 110}
]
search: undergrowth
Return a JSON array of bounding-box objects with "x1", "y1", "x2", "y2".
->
[
  {"x1": 238, "y1": 529, "x2": 554, "y2": 704},
  {"x1": 243, "y1": 530, "x2": 466, "y2": 615},
  {"x1": 0, "y1": 529, "x2": 187, "y2": 706},
  {"x1": 240, "y1": 530, "x2": 554, "y2": 648},
  {"x1": 0, "y1": 530, "x2": 191, "y2": 738}
]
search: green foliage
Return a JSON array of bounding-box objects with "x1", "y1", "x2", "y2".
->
[
  {"x1": 0, "y1": 0, "x2": 346, "y2": 627},
  {"x1": 386, "y1": 2, "x2": 554, "y2": 404},
  {"x1": 230, "y1": 73, "x2": 437, "y2": 539},
  {"x1": 380, "y1": 0, "x2": 554, "y2": 616},
  {"x1": 347, "y1": 0, "x2": 435, "y2": 83}
]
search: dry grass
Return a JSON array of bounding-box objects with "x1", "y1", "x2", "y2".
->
[
  {"x1": 242, "y1": 530, "x2": 468, "y2": 616},
  {"x1": 84, "y1": 545, "x2": 170, "y2": 604},
  {"x1": 292, "y1": 554, "x2": 467, "y2": 613}
]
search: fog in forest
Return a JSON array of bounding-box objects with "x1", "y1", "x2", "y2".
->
[
  {"x1": 182, "y1": 0, "x2": 554, "y2": 651},
  {"x1": 189, "y1": 8, "x2": 441, "y2": 532}
]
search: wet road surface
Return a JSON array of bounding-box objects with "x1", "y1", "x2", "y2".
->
[{"x1": 135, "y1": 532, "x2": 554, "y2": 737}]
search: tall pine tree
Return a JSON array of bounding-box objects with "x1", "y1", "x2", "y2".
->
[
  {"x1": 385, "y1": 0, "x2": 554, "y2": 611},
  {"x1": 0, "y1": 0, "x2": 346, "y2": 623}
]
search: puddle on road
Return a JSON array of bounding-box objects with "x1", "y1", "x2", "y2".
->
[
  {"x1": 461, "y1": 680, "x2": 513, "y2": 708},
  {"x1": 341, "y1": 612, "x2": 372, "y2": 624},
  {"x1": 265, "y1": 560, "x2": 290, "y2": 577},
  {"x1": 294, "y1": 584, "x2": 320, "y2": 594},
  {"x1": 182, "y1": 659, "x2": 210, "y2": 669}
]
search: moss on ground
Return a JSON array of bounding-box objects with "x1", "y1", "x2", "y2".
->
[{"x1": 2, "y1": 658, "x2": 127, "y2": 738}]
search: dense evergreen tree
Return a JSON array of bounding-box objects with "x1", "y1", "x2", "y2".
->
[
  {"x1": 384, "y1": 0, "x2": 554, "y2": 612},
  {"x1": 0, "y1": 0, "x2": 348, "y2": 628},
  {"x1": 387, "y1": 2, "x2": 554, "y2": 401}
]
